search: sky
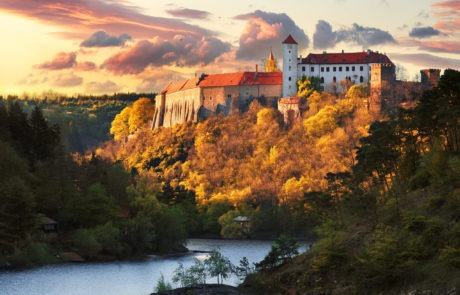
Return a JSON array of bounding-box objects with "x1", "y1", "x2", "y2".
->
[{"x1": 0, "y1": 0, "x2": 459, "y2": 96}]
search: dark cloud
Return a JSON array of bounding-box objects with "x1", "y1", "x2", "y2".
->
[
  {"x1": 52, "y1": 73, "x2": 83, "y2": 87},
  {"x1": 166, "y1": 8, "x2": 211, "y2": 20},
  {"x1": 313, "y1": 20, "x2": 337, "y2": 49},
  {"x1": 85, "y1": 80, "x2": 122, "y2": 94},
  {"x1": 313, "y1": 20, "x2": 396, "y2": 49},
  {"x1": 391, "y1": 52, "x2": 460, "y2": 69},
  {"x1": 36, "y1": 52, "x2": 77, "y2": 70},
  {"x1": 409, "y1": 26, "x2": 441, "y2": 38},
  {"x1": 0, "y1": 0, "x2": 213, "y2": 39},
  {"x1": 102, "y1": 35, "x2": 231, "y2": 75},
  {"x1": 234, "y1": 10, "x2": 309, "y2": 60},
  {"x1": 81, "y1": 31, "x2": 131, "y2": 47}
]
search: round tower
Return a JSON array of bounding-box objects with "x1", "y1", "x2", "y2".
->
[{"x1": 282, "y1": 35, "x2": 298, "y2": 97}]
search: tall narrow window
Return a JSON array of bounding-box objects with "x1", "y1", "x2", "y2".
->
[
  {"x1": 360, "y1": 66, "x2": 364, "y2": 71},
  {"x1": 311, "y1": 67, "x2": 315, "y2": 72},
  {"x1": 333, "y1": 66, "x2": 336, "y2": 72},
  {"x1": 352, "y1": 66, "x2": 355, "y2": 71},
  {"x1": 321, "y1": 67, "x2": 324, "y2": 72},
  {"x1": 320, "y1": 77, "x2": 324, "y2": 83},
  {"x1": 333, "y1": 76, "x2": 336, "y2": 82},
  {"x1": 360, "y1": 76, "x2": 364, "y2": 83}
]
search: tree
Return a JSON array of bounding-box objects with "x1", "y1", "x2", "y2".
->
[
  {"x1": 128, "y1": 98, "x2": 155, "y2": 133},
  {"x1": 110, "y1": 106, "x2": 131, "y2": 141},
  {"x1": 256, "y1": 235, "x2": 299, "y2": 270},
  {"x1": 204, "y1": 249, "x2": 234, "y2": 284}
]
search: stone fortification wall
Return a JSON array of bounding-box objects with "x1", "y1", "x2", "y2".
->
[
  {"x1": 153, "y1": 87, "x2": 202, "y2": 129},
  {"x1": 201, "y1": 86, "x2": 240, "y2": 117}
]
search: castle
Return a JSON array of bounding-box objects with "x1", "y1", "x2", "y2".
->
[{"x1": 152, "y1": 35, "x2": 440, "y2": 129}]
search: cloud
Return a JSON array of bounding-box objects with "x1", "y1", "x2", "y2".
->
[
  {"x1": 75, "y1": 61, "x2": 97, "y2": 71},
  {"x1": 432, "y1": 0, "x2": 460, "y2": 31},
  {"x1": 313, "y1": 20, "x2": 337, "y2": 49},
  {"x1": 36, "y1": 52, "x2": 76, "y2": 70},
  {"x1": 409, "y1": 26, "x2": 441, "y2": 38},
  {"x1": 391, "y1": 52, "x2": 460, "y2": 69},
  {"x1": 85, "y1": 80, "x2": 122, "y2": 94},
  {"x1": 52, "y1": 73, "x2": 83, "y2": 87},
  {"x1": 80, "y1": 31, "x2": 131, "y2": 47},
  {"x1": 166, "y1": 8, "x2": 211, "y2": 20},
  {"x1": 418, "y1": 41, "x2": 460, "y2": 54},
  {"x1": 234, "y1": 10, "x2": 309, "y2": 60},
  {"x1": 0, "y1": 0, "x2": 213, "y2": 39},
  {"x1": 102, "y1": 35, "x2": 231, "y2": 75},
  {"x1": 313, "y1": 20, "x2": 396, "y2": 49},
  {"x1": 136, "y1": 69, "x2": 187, "y2": 92}
]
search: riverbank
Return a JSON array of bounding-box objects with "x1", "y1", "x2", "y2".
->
[{"x1": 151, "y1": 284, "x2": 246, "y2": 295}]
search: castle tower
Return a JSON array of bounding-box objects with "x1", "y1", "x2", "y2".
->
[
  {"x1": 265, "y1": 49, "x2": 279, "y2": 72},
  {"x1": 370, "y1": 63, "x2": 395, "y2": 113},
  {"x1": 420, "y1": 69, "x2": 440, "y2": 88},
  {"x1": 282, "y1": 35, "x2": 298, "y2": 97}
]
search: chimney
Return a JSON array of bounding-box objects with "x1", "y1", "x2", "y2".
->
[
  {"x1": 256, "y1": 64, "x2": 258, "y2": 73},
  {"x1": 341, "y1": 49, "x2": 344, "y2": 53}
]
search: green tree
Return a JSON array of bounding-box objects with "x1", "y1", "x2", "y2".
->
[{"x1": 204, "y1": 249, "x2": 234, "y2": 284}]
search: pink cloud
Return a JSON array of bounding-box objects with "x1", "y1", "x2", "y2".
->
[
  {"x1": 234, "y1": 10, "x2": 309, "y2": 60},
  {"x1": 0, "y1": 0, "x2": 213, "y2": 39},
  {"x1": 75, "y1": 61, "x2": 97, "y2": 71},
  {"x1": 52, "y1": 73, "x2": 83, "y2": 87},
  {"x1": 432, "y1": 0, "x2": 460, "y2": 31},
  {"x1": 102, "y1": 35, "x2": 231, "y2": 75},
  {"x1": 36, "y1": 52, "x2": 76, "y2": 70}
]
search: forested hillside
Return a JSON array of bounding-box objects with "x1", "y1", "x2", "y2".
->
[
  {"x1": 241, "y1": 70, "x2": 460, "y2": 294},
  {"x1": 3, "y1": 93, "x2": 154, "y2": 152},
  {"x1": 0, "y1": 99, "x2": 188, "y2": 267},
  {"x1": 99, "y1": 83, "x2": 375, "y2": 238}
]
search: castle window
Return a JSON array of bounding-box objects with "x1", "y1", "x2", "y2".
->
[
  {"x1": 288, "y1": 77, "x2": 292, "y2": 81},
  {"x1": 302, "y1": 66, "x2": 306, "y2": 72},
  {"x1": 360, "y1": 66, "x2": 364, "y2": 71},
  {"x1": 210, "y1": 96, "x2": 212, "y2": 100},
  {"x1": 360, "y1": 76, "x2": 364, "y2": 83},
  {"x1": 333, "y1": 76, "x2": 336, "y2": 82},
  {"x1": 289, "y1": 66, "x2": 291, "y2": 70},
  {"x1": 320, "y1": 77, "x2": 324, "y2": 83},
  {"x1": 289, "y1": 50, "x2": 291, "y2": 54},
  {"x1": 346, "y1": 66, "x2": 349, "y2": 71},
  {"x1": 333, "y1": 66, "x2": 336, "y2": 72},
  {"x1": 339, "y1": 66, "x2": 342, "y2": 72},
  {"x1": 326, "y1": 67, "x2": 330, "y2": 72},
  {"x1": 311, "y1": 67, "x2": 314, "y2": 72},
  {"x1": 352, "y1": 66, "x2": 355, "y2": 71},
  {"x1": 321, "y1": 67, "x2": 324, "y2": 72}
]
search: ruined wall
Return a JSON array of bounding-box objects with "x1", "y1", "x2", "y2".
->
[{"x1": 160, "y1": 88, "x2": 202, "y2": 128}]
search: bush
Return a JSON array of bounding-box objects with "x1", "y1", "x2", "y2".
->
[
  {"x1": 155, "y1": 273, "x2": 172, "y2": 292},
  {"x1": 7, "y1": 242, "x2": 58, "y2": 267},
  {"x1": 73, "y1": 228, "x2": 102, "y2": 259}
]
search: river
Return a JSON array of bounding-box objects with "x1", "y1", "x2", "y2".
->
[{"x1": 0, "y1": 239, "x2": 308, "y2": 295}]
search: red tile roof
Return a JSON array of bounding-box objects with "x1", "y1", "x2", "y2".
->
[
  {"x1": 282, "y1": 35, "x2": 298, "y2": 44},
  {"x1": 240, "y1": 72, "x2": 282, "y2": 85},
  {"x1": 159, "y1": 77, "x2": 200, "y2": 94},
  {"x1": 198, "y1": 72, "x2": 245, "y2": 87},
  {"x1": 302, "y1": 51, "x2": 393, "y2": 65}
]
